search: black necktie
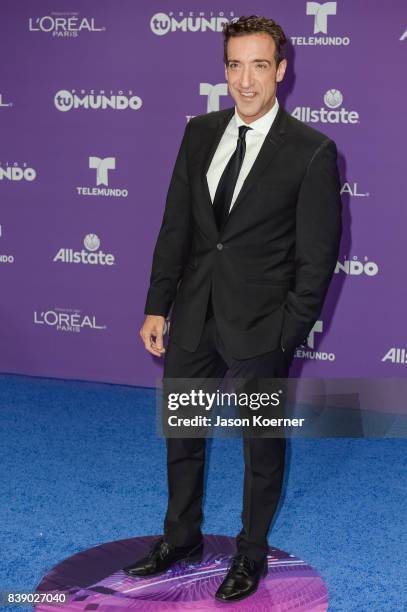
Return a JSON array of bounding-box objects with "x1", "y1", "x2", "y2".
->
[{"x1": 213, "y1": 124, "x2": 252, "y2": 231}]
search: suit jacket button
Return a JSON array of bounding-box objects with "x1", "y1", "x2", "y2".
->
[{"x1": 216, "y1": 243, "x2": 223, "y2": 250}]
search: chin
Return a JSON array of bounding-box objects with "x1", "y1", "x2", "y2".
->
[{"x1": 237, "y1": 105, "x2": 261, "y2": 118}]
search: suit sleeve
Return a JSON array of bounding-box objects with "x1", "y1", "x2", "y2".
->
[
  {"x1": 280, "y1": 137, "x2": 342, "y2": 352},
  {"x1": 144, "y1": 121, "x2": 193, "y2": 317}
]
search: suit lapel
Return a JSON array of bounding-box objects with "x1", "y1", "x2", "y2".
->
[
  {"x1": 194, "y1": 104, "x2": 288, "y2": 234},
  {"x1": 196, "y1": 108, "x2": 234, "y2": 232},
  {"x1": 224, "y1": 104, "x2": 288, "y2": 227}
]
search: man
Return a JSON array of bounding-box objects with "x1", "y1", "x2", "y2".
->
[{"x1": 123, "y1": 15, "x2": 342, "y2": 603}]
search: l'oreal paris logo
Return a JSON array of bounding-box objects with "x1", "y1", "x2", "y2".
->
[{"x1": 28, "y1": 14, "x2": 106, "y2": 36}]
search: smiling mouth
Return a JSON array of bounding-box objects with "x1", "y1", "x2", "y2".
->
[{"x1": 239, "y1": 91, "x2": 256, "y2": 99}]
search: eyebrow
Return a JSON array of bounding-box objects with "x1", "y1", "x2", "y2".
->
[{"x1": 227, "y1": 59, "x2": 272, "y2": 65}]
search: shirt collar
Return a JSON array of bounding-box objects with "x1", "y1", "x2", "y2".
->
[{"x1": 233, "y1": 98, "x2": 279, "y2": 135}]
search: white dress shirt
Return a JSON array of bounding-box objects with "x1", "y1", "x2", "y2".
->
[{"x1": 206, "y1": 98, "x2": 279, "y2": 211}]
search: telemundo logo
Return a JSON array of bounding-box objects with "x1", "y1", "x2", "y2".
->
[
  {"x1": 76, "y1": 156, "x2": 129, "y2": 198},
  {"x1": 291, "y1": 2, "x2": 350, "y2": 46},
  {"x1": 295, "y1": 320, "x2": 336, "y2": 362},
  {"x1": 291, "y1": 90, "x2": 359, "y2": 124},
  {"x1": 186, "y1": 82, "x2": 228, "y2": 122}
]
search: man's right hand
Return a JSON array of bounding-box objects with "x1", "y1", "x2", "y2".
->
[{"x1": 140, "y1": 315, "x2": 166, "y2": 357}]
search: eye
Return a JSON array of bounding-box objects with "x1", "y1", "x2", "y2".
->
[{"x1": 255, "y1": 63, "x2": 267, "y2": 70}]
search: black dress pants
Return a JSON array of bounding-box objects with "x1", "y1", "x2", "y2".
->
[{"x1": 162, "y1": 306, "x2": 293, "y2": 562}]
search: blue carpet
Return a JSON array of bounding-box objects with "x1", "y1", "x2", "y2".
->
[{"x1": 0, "y1": 373, "x2": 405, "y2": 611}]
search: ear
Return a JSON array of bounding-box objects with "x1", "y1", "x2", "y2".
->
[
  {"x1": 276, "y1": 58, "x2": 287, "y2": 83},
  {"x1": 224, "y1": 62, "x2": 229, "y2": 82}
]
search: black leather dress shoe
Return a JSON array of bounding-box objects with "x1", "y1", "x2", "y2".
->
[
  {"x1": 215, "y1": 553, "x2": 268, "y2": 602},
  {"x1": 122, "y1": 537, "x2": 204, "y2": 577}
]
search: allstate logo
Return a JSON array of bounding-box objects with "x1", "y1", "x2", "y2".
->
[
  {"x1": 382, "y1": 347, "x2": 407, "y2": 365},
  {"x1": 150, "y1": 13, "x2": 170, "y2": 36},
  {"x1": 54, "y1": 234, "x2": 115, "y2": 265},
  {"x1": 84, "y1": 234, "x2": 100, "y2": 251},
  {"x1": 324, "y1": 89, "x2": 343, "y2": 109},
  {"x1": 291, "y1": 89, "x2": 359, "y2": 124}
]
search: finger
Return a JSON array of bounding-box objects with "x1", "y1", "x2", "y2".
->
[
  {"x1": 140, "y1": 330, "x2": 153, "y2": 352},
  {"x1": 153, "y1": 328, "x2": 165, "y2": 351},
  {"x1": 146, "y1": 345, "x2": 164, "y2": 357},
  {"x1": 144, "y1": 338, "x2": 163, "y2": 356},
  {"x1": 151, "y1": 340, "x2": 165, "y2": 354},
  {"x1": 142, "y1": 332, "x2": 165, "y2": 357}
]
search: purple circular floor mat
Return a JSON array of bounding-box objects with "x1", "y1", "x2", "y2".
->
[{"x1": 35, "y1": 534, "x2": 328, "y2": 610}]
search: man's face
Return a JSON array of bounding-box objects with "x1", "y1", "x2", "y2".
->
[{"x1": 224, "y1": 33, "x2": 287, "y2": 124}]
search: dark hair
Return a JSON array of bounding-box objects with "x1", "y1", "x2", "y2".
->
[{"x1": 222, "y1": 15, "x2": 287, "y2": 66}]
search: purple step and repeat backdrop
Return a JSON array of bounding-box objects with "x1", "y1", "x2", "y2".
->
[{"x1": 0, "y1": 1, "x2": 406, "y2": 387}]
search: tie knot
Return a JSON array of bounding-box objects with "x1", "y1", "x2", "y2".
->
[{"x1": 238, "y1": 125, "x2": 252, "y2": 140}]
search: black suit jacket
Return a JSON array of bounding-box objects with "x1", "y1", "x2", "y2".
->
[{"x1": 144, "y1": 104, "x2": 342, "y2": 358}]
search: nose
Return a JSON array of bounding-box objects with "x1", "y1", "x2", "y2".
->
[{"x1": 239, "y1": 65, "x2": 253, "y2": 90}]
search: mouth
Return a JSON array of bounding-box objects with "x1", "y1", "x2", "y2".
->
[{"x1": 239, "y1": 91, "x2": 256, "y2": 99}]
